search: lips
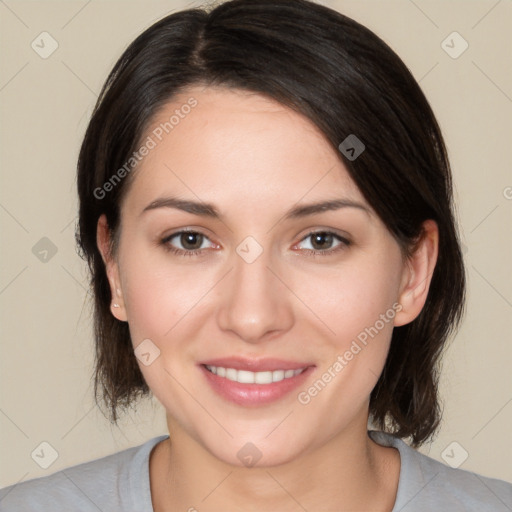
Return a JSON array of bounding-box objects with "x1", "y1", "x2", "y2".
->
[
  {"x1": 198, "y1": 356, "x2": 313, "y2": 372},
  {"x1": 198, "y1": 356, "x2": 316, "y2": 406}
]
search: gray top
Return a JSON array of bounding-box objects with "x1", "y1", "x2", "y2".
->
[{"x1": 1, "y1": 431, "x2": 511, "y2": 511}]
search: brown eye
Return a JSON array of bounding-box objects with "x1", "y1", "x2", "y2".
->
[
  {"x1": 296, "y1": 230, "x2": 350, "y2": 256},
  {"x1": 310, "y1": 232, "x2": 335, "y2": 250},
  {"x1": 178, "y1": 232, "x2": 204, "y2": 250},
  {"x1": 161, "y1": 230, "x2": 213, "y2": 257}
]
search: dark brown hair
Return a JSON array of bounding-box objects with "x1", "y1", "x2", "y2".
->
[{"x1": 76, "y1": 0, "x2": 465, "y2": 446}]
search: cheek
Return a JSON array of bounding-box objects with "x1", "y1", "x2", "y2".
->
[
  {"x1": 294, "y1": 251, "x2": 403, "y2": 347},
  {"x1": 292, "y1": 249, "x2": 403, "y2": 406},
  {"x1": 118, "y1": 249, "x2": 213, "y2": 413},
  {"x1": 119, "y1": 247, "x2": 213, "y2": 344}
]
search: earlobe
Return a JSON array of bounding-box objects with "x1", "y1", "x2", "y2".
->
[
  {"x1": 394, "y1": 220, "x2": 439, "y2": 327},
  {"x1": 96, "y1": 214, "x2": 128, "y2": 322},
  {"x1": 109, "y1": 286, "x2": 128, "y2": 321}
]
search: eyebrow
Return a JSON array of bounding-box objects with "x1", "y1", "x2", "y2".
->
[{"x1": 141, "y1": 196, "x2": 370, "y2": 220}]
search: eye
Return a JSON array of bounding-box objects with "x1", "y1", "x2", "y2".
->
[
  {"x1": 160, "y1": 229, "x2": 351, "y2": 258},
  {"x1": 295, "y1": 230, "x2": 351, "y2": 256},
  {"x1": 160, "y1": 230, "x2": 216, "y2": 257}
]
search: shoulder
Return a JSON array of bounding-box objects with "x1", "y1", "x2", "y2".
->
[
  {"x1": 369, "y1": 430, "x2": 512, "y2": 512},
  {"x1": 0, "y1": 435, "x2": 168, "y2": 512}
]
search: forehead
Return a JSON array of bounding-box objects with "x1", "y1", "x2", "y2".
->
[{"x1": 123, "y1": 85, "x2": 366, "y2": 213}]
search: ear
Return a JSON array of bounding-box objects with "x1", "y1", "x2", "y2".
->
[
  {"x1": 96, "y1": 214, "x2": 128, "y2": 322},
  {"x1": 394, "y1": 219, "x2": 439, "y2": 327}
]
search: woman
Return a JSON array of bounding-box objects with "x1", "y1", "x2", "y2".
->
[{"x1": 1, "y1": 0, "x2": 511, "y2": 510}]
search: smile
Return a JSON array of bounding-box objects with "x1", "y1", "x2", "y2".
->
[
  {"x1": 204, "y1": 365, "x2": 307, "y2": 384},
  {"x1": 200, "y1": 362, "x2": 315, "y2": 406}
]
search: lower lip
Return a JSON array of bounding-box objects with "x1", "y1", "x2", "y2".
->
[{"x1": 199, "y1": 364, "x2": 315, "y2": 406}]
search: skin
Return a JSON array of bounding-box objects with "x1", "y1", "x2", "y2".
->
[{"x1": 97, "y1": 85, "x2": 438, "y2": 511}]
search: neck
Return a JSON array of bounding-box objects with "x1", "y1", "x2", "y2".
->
[{"x1": 150, "y1": 414, "x2": 400, "y2": 512}]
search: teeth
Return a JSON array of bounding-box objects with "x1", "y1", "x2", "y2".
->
[{"x1": 205, "y1": 365, "x2": 305, "y2": 384}]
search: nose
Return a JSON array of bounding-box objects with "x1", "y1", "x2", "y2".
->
[{"x1": 216, "y1": 244, "x2": 294, "y2": 344}]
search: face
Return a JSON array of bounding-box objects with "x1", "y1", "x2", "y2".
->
[{"x1": 98, "y1": 85, "x2": 434, "y2": 466}]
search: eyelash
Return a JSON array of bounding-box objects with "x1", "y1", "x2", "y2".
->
[{"x1": 160, "y1": 229, "x2": 351, "y2": 258}]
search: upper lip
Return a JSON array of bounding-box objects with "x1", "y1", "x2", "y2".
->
[{"x1": 199, "y1": 357, "x2": 314, "y2": 372}]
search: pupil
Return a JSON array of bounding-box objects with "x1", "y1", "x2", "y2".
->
[
  {"x1": 182, "y1": 232, "x2": 202, "y2": 250},
  {"x1": 312, "y1": 233, "x2": 332, "y2": 250}
]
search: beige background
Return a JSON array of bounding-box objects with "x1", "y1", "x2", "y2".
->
[{"x1": 1, "y1": 0, "x2": 511, "y2": 490}]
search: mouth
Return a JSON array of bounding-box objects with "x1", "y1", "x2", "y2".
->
[
  {"x1": 204, "y1": 364, "x2": 307, "y2": 384},
  {"x1": 198, "y1": 357, "x2": 315, "y2": 406}
]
